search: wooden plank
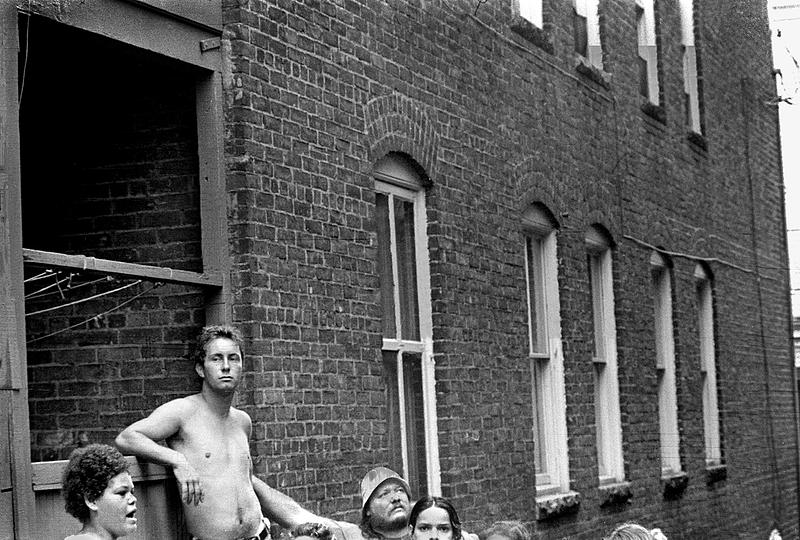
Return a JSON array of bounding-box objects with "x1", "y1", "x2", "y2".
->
[
  {"x1": 122, "y1": 0, "x2": 222, "y2": 32},
  {"x1": 18, "y1": 0, "x2": 221, "y2": 71},
  {"x1": 1, "y1": 0, "x2": 34, "y2": 535},
  {"x1": 23, "y1": 248, "x2": 223, "y2": 288},
  {"x1": 32, "y1": 457, "x2": 172, "y2": 492},
  {"x1": 35, "y1": 476, "x2": 181, "y2": 539},
  {"x1": 197, "y1": 71, "x2": 231, "y2": 324}
]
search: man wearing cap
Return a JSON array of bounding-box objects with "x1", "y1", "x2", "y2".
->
[{"x1": 327, "y1": 467, "x2": 414, "y2": 540}]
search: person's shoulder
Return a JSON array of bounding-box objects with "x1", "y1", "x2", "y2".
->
[
  {"x1": 327, "y1": 520, "x2": 365, "y2": 540},
  {"x1": 231, "y1": 406, "x2": 252, "y2": 426},
  {"x1": 64, "y1": 533, "x2": 102, "y2": 540}
]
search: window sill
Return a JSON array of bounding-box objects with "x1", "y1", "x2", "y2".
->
[
  {"x1": 687, "y1": 131, "x2": 708, "y2": 151},
  {"x1": 598, "y1": 481, "x2": 633, "y2": 508},
  {"x1": 535, "y1": 490, "x2": 581, "y2": 521},
  {"x1": 640, "y1": 101, "x2": 666, "y2": 124},
  {"x1": 705, "y1": 463, "x2": 727, "y2": 486},
  {"x1": 574, "y1": 56, "x2": 611, "y2": 90},
  {"x1": 510, "y1": 17, "x2": 554, "y2": 55},
  {"x1": 661, "y1": 471, "x2": 688, "y2": 500}
]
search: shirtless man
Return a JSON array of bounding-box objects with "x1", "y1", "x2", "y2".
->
[{"x1": 115, "y1": 325, "x2": 317, "y2": 540}]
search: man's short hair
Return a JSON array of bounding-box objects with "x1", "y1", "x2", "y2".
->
[
  {"x1": 62, "y1": 444, "x2": 129, "y2": 523},
  {"x1": 193, "y1": 325, "x2": 245, "y2": 366}
]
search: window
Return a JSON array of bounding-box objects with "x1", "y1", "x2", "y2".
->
[
  {"x1": 636, "y1": 0, "x2": 660, "y2": 104},
  {"x1": 519, "y1": 0, "x2": 543, "y2": 28},
  {"x1": 696, "y1": 264, "x2": 721, "y2": 466},
  {"x1": 651, "y1": 252, "x2": 681, "y2": 475},
  {"x1": 374, "y1": 153, "x2": 440, "y2": 498},
  {"x1": 679, "y1": 0, "x2": 703, "y2": 133},
  {"x1": 587, "y1": 228, "x2": 624, "y2": 484},
  {"x1": 523, "y1": 205, "x2": 569, "y2": 495},
  {"x1": 574, "y1": 0, "x2": 603, "y2": 68}
]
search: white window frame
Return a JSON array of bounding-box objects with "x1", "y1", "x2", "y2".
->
[
  {"x1": 696, "y1": 265, "x2": 721, "y2": 466},
  {"x1": 524, "y1": 206, "x2": 569, "y2": 495},
  {"x1": 679, "y1": 0, "x2": 702, "y2": 133},
  {"x1": 374, "y1": 161, "x2": 441, "y2": 497},
  {"x1": 637, "y1": 0, "x2": 660, "y2": 104},
  {"x1": 587, "y1": 229, "x2": 624, "y2": 484},
  {"x1": 651, "y1": 252, "x2": 681, "y2": 476},
  {"x1": 518, "y1": 0, "x2": 543, "y2": 28},
  {"x1": 575, "y1": 0, "x2": 603, "y2": 68}
]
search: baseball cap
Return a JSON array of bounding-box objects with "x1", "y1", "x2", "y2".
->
[{"x1": 360, "y1": 467, "x2": 411, "y2": 510}]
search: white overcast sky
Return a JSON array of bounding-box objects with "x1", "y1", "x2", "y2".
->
[{"x1": 770, "y1": 0, "x2": 800, "y2": 316}]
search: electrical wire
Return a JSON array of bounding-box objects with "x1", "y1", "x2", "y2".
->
[{"x1": 25, "y1": 279, "x2": 143, "y2": 317}]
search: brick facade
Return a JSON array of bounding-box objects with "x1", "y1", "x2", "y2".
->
[{"x1": 14, "y1": 0, "x2": 798, "y2": 538}]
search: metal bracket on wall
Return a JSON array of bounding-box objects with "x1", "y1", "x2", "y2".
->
[{"x1": 199, "y1": 37, "x2": 220, "y2": 53}]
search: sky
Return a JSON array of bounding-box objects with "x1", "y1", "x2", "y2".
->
[{"x1": 769, "y1": 1, "x2": 800, "y2": 317}]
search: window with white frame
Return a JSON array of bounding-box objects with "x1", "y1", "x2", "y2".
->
[
  {"x1": 696, "y1": 264, "x2": 722, "y2": 466},
  {"x1": 636, "y1": 0, "x2": 660, "y2": 104},
  {"x1": 679, "y1": 0, "x2": 702, "y2": 133},
  {"x1": 374, "y1": 153, "x2": 440, "y2": 498},
  {"x1": 574, "y1": 0, "x2": 603, "y2": 68},
  {"x1": 651, "y1": 252, "x2": 681, "y2": 475},
  {"x1": 523, "y1": 204, "x2": 570, "y2": 495},
  {"x1": 518, "y1": 0, "x2": 543, "y2": 28},
  {"x1": 587, "y1": 228, "x2": 624, "y2": 484}
]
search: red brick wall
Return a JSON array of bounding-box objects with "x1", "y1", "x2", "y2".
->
[{"x1": 222, "y1": 0, "x2": 797, "y2": 538}]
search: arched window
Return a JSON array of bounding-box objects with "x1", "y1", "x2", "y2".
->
[
  {"x1": 586, "y1": 226, "x2": 624, "y2": 484},
  {"x1": 373, "y1": 153, "x2": 440, "y2": 497},
  {"x1": 651, "y1": 251, "x2": 681, "y2": 475},
  {"x1": 522, "y1": 204, "x2": 570, "y2": 495},
  {"x1": 695, "y1": 263, "x2": 722, "y2": 466}
]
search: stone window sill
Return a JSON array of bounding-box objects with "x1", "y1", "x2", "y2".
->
[
  {"x1": 510, "y1": 17, "x2": 554, "y2": 55},
  {"x1": 705, "y1": 463, "x2": 727, "y2": 486},
  {"x1": 575, "y1": 56, "x2": 611, "y2": 90},
  {"x1": 599, "y1": 481, "x2": 633, "y2": 508},
  {"x1": 661, "y1": 472, "x2": 689, "y2": 500},
  {"x1": 641, "y1": 101, "x2": 666, "y2": 124},
  {"x1": 687, "y1": 130, "x2": 708, "y2": 151},
  {"x1": 536, "y1": 490, "x2": 581, "y2": 521}
]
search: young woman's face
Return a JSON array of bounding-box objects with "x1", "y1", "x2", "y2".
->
[
  {"x1": 90, "y1": 471, "x2": 137, "y2": 538},
  {"x1": 412, "y1": 506, "x2": 453, "y2": 540}
]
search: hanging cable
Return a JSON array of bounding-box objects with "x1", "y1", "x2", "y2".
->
[
  {"x1": 25, "y1": 279, "x2": 143, "y2": 317},
  {"x1": 26, "y1": 282, "x2": 162, "y2": 344}
]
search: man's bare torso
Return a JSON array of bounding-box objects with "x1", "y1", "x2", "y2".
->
[{"x1": 168, "y1": 394, "x2": 263, "y2": 539}]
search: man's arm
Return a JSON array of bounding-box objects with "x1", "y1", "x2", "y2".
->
[
  {"x1": 114, "y1": 398, "x2": 203, "y2": 505},
  {"x1": 251, "y1": 475, "x2": 336, "y2": 529}
]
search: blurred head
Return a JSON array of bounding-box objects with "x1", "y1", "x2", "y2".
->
[
  {"x1": 292, "y1": 522, "x2": 333, "y2": 540},
  {"x1": 606, "y1": 523, "x2": 656, "y2": 540},
  {"x1": 62, "y1": 444, "x2": 137, "y2": 538},
  {"x1": 479, "y1": 521, "x2": 530, "y2": 540},
  {"x1": 409, "y1": 496, "x2": 462, "y2": 540}
]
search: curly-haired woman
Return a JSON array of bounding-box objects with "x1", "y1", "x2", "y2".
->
[{"x1": 61, "y1": 444, "x2": 137, "y2": 540}]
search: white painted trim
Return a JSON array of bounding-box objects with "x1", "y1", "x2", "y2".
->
[
  {"x1": 637, "y1": 0, "x2": 660, "y2": 104},
  {"x1": 652, "y1": 258, "x2": 681, "y2": 474},
  {"x1": 517, "y1": 0, "x2": 543, "y2": 28},
  {"x1": 697, "y1": 271, "x2": 721, "y2": 465}
]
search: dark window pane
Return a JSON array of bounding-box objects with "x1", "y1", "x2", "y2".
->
[
  {"x1": 376, "y1": 193, "x2": 397, "y2": 337},
  {"x1": 382, "y1": 350, "x2": 427, "y2": 498},
  {"x1": 573, "y1": 11, "x2": 588, "y2": 57},
  {"x1": 403, "y1": 351, "x2": 427, "y2": 498},
  {"x1": 394, "y1": 198, "x2": 420, "y2": 341}
]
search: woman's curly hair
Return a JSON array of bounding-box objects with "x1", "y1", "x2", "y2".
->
[
  {"x1": 62, "y1": 444, "x2": 129, "y2": 523},
  {"x1": 479, "y1": 521, "x2": 531, "y2": 540}
]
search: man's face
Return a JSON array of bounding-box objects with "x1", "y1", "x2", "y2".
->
[
  {"x1": 366, "y1": 479, "x2": 410, "y2": 533},
  {"x1": 195, "y1": 337, "x2": 243, "y2": 392}
]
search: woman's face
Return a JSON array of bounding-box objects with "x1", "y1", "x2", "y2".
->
[
  {"x1": 89, "y1": 471, "x2": 137, "y2": 538},
  {"x1": 412, "y1": 506, "x2": 453, "y2": 540}
]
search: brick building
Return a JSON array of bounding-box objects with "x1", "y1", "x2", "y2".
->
[{"x1": 0, "y1": 0, "x2": 797, "y2": 538}]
